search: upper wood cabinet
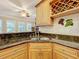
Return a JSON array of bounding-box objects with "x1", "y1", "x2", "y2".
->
[
  {"x1": 36, "y1": 0, "x2": 53, "y2": 26},
  {"x1": 50, "y1": 0, "x2": 79, "y2": 18}
]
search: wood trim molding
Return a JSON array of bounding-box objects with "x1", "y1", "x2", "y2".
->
[
  {"x1": 36, "y1": 25, "x2": 53, "y2": 27},
  {"x1": 35, "y1": 0, "x2": 45, "y2": 7}
]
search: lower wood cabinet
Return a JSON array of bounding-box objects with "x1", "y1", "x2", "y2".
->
[
  {"x1": 12, "y1": 48, "x2": 27, "y2": 59},
  {"x1": 0, "y1": 43, "x2": 28, "y2": 59},
  {"x1": 29, "y1": 49, "x2": 52, "y2": 59},
  {"x1": 0, "y1": 42, "x2": 79, "y2": 59},
  {"x1": 53, "y1": 50, "x2": 78, "y2": 59},
  {"x1": 53, "y1": 43, "x2": 79, "y2": 59},
  {"x1": 42, "y1": 51, "x2": 52, "y2": 59},
  {"x1": 29, "y1": 43, "x2": 53, "y2": 59},
  {"x1": 13, "y1": 53, "x2": 26, "y2": 59},
  {"x1": 53, "y1": 51, "x2": 68, "y2": 59}
]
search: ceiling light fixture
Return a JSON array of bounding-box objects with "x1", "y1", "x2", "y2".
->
[{"x1": 20, "y1": 10, "x2": 30, "y2": 17}]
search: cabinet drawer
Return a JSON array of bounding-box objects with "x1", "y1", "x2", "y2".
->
[
  {"x1": 29, "y1": 43, "x2": 52, "y2": 49},
  {"x1": 54, "y1": 43, "x2": 77, "y2": 57}
]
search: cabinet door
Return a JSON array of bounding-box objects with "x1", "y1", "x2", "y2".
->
[
  {"x1": 0, "y1": 43, "x2": 28, "y2": 59},
  {"x1": 42, "y1": 0, "x2": 51, "y2": 25},
  {"x1": 42, "y1": 51, "x2": 52, "y2": 59},
  {"x1": 53, "y1": 50, "x2": 77, "y2": 59},
  {"x1": 12, "y1": 45, "x2": 27, "y2": 59},
  {"x1": 53, "y1": 51, "x2": 68, "y2": 59},
  {"x1": 13, "y1": 53, "x2": 26, "y2": 59},
  {"x1": 36, "y1": 4, "x2": 43, "y2": 26},
  {"x1": 29, "y1": 49, "x2": 40, "y2": 59},
  {"x1": 77, "y1": 50, "x2": 79, "y2": 59},
  {"x1": 36, "y1": 0, "x2": 52, "y2": 26},
  {"x1": 54, "y1": 43, "x2": 78, "y2": 59},
  {"x1": 29, "y1": 43, "x2": 52, "y2": 59},
  {"x1": 29, "y1": 48, "x2": 52, "y2": 59},
  {"x1": 0, "y1": 55, "x2": 14, "y2": 59}
]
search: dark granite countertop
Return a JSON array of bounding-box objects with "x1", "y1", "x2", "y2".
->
[
  {"x1": 0, "y1": 39, "x2": 79, "y2": 50},
  {"x1": 51, "y1": 39, "x2": 79, "y2": 49}
]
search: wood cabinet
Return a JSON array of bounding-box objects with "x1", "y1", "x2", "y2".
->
[
  {"x1": 29, "y1": 49, "x2": 52, "y2": 59},
  {"x1": 53, "y1": 43, "x2": 78, "y2": 59},
  {"x1": 36, "y1": 0, "x2": 52, "y2": 26},
  {"x1": 13, "y1": 53, "x2": 26, "y2": 59},
  {"x1": 77, "y1": 50, "x2": 79, "y2": 59},
  {"x1": 0, "y1": 42, "x2": 79, "y2": 59},
  {"x1": 53, "y1": 50, "x2": 68, "y2": 59},
  {"x1": 29, "y1": 43, "x2": 53, "y2": 59},
  {"x1": 0, "y1": 43, "x2": 28, "y2": 59},
  {"x1": 53, "y1": 50, "x2": 78, "y2": 59},
  {"x1": 50, "y1": 0, "x2": 79, "y2": 18}
]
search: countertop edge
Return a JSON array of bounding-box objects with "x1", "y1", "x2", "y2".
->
[{"x1": 51, "y1": 39, "x2": 79, "y2": 50}]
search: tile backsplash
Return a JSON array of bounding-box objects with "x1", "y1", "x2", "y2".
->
[{"x1": 39, "y1": 13, "x2": 79, "y2": 36}]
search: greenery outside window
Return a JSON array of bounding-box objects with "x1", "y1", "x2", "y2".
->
[
  {"x1": 18, "y1": 22, "x2": 26, "y2": 32},
  {"x1": 0, "y1": 20, "x2": 2, "y2": 32},
  {"x1": 7, "y1": 20, "x2": 15, "y2": 32}
]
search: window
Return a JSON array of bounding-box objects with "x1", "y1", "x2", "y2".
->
[
  {"x1": 18, "y1": 22, "x2": 26, "y2": 32},
  {"x1": 26, "y1": 23, "x2": 32, "y2": 32},
  {"x1": 7, "y1": 20, "x2": 15, "y2": 32},
  {"x1": 0, "y1": 20, "x2": 2, "y2": 32}
]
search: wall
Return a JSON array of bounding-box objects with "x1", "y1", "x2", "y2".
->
[{"x1": 39, "y1": 13, "x2": 79, "y2": 36}]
